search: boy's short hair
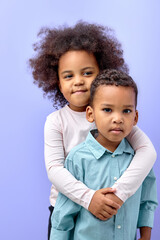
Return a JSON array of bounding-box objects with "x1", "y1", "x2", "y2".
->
[
  {"x1": 29, "y1": 21, "x2": 128, "y2": 108},
  {"x1": 90, "y1": 69, "x2": 138, "y2": 107}
]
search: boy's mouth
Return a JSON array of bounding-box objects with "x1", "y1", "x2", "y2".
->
[{"x1": 109, "y1": 128, "x2": 123, "y2": 134}]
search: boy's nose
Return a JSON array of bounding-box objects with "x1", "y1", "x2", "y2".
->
[{"x1": 112, "y1": 114, "x2": 123, "y2": 124}]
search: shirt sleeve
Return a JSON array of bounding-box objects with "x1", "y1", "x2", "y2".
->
[
  {"x1": 50, "y1": 158, "x2": 82, "y2": 240},
  {"x1": 137, "y1": 169, "x2": 158, "y2": 228},
  {"x1": 112, "y1": 126, "x2": 157, "y2": 202},
  {"x1": 50, "y1": 193, "x2": 81, "y2": 240},
  {"x1": 44, "y1": 116, "x2": 95, "y2": 209}
]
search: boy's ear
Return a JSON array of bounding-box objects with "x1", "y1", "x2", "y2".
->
[
  {"x1": 86, "y1": 106, "x2": 94, "y2": 123},
  {"x1": 133, "y1": 110, "x2": 138, "y2": 126}
]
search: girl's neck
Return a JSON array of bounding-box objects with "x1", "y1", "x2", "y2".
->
[{"x1": 68, "y1": 104, "x2": 87, "y2": 112}]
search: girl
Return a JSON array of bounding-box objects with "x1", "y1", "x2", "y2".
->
[{"x1": 29, "y1": 22, "x2": 156, "y2": 239}]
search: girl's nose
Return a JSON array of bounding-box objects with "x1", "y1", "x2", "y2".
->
[{"x1": 74, "y1": 76, "x2": 84, "y2": 85}]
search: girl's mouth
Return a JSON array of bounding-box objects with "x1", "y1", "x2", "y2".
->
[{"x1": 72, "y1": 90, "x2": 87, "y2": 94}]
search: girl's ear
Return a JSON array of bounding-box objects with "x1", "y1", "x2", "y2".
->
[
  {"x1": 86, "y1": 106, "x2": 94, "y2": 123},
  {"x1": 133, "y1": 110, "x2": 138, "y2": 126}
]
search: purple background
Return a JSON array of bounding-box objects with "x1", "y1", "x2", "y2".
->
[{"x1": 0, "y1": 0, "x2": 159, "y2": 239}]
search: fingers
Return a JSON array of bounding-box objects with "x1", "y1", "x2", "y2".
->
[
  {"x1": 97, "y1": 213, "x2": 110, "y2": 221},
  {"x1": 91, "y1": 198, "x2": 119, "y2": 220},
  {"x1": 100, "y1": 187, "x2": 116, "y2": 194},
  {"x1": 91, "y1": 201, "x2": 118, "y2": 220},
  {"x1": 103, "y1": 205, "x2": 118, "y2": 216},
  {"x1": 88, "y1": 189, "x2": 121, "y2": 221},
  {"x1": 96, "y1": 206, "x2": 118, "y2": 220},
  {"x1": 103, "y1": 198, "x2": 120, "y2": 210}
]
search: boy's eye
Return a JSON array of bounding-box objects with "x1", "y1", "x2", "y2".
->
[
  {"x1": 123, "y1": 109, "x2": 132, "y2": 113},
  {"x1": 103, "y1": 108, "x2": 112, "y2": 113}
]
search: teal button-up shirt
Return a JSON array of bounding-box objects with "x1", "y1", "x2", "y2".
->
[{"x1": 50, "y1": 130, "x2": 158, "y2": 240}]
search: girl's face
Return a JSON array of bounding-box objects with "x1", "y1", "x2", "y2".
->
[{"x1": 58, "y1": 50, "x2": 99, "y2": 112}]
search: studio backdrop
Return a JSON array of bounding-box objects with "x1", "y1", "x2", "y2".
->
[{"x1": 0, "y1": 0, "x2": 159, "y2": 239}]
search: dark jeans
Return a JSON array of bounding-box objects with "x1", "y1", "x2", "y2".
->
[{"x1": 48, "y1": 206, "x2": 54, "y2": 240}]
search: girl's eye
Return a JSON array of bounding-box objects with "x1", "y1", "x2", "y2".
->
[
  {"x1": 64, "y1": 74, "x2": 73, "y2": 79},
  {"x1": 123, "y1": 109, "x2": 132, "y2": 113},
  {"x1": 103, "y1": 108, "x2": 112, "y2": 113},
  {"x1": 83, "y1": 71, "x2": 93, "y2": 76}
]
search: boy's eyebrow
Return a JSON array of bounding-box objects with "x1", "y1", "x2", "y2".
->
[
  {"x1": 101, "y1": 104, "x2": 114, "y2": 107},
  {"x1": 123, "y1": 105, "x2": 135, "y2": 108},
  {"x1": 101, "y1": 104, "x2": 135, "y2": 108}
]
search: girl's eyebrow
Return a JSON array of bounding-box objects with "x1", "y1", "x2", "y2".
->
[
  {"x1": 61, "y1": 70, "x2": 72, "y2": 75},
  {"x1": 61, "y1": 67, "x2": 95, "y2": 75},
  {"x1": 81, "y1": 67, "x2": 95, "y2": 70}
]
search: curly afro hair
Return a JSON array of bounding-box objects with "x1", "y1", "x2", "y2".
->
[
  {"x1": 29, "y1": 21, "x2": 128, "y2": 108},
  {"x1": 90, "y1": 69, "x2": 138, "y2": 107}
]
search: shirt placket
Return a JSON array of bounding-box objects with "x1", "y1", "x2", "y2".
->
[
  {"x1": 114, "y1": 207, "x2": 124, "y2": 240},
  {"x1": 110, "y1": 154, "x2": 124, "y2": 240},
  {"x1": 110, "y1": 153, "x2": 119, "y2": 187}
]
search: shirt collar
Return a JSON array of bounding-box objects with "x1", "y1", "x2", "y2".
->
[{"x1": 85, "y1": 129, "x2": 134, "y2": 160}]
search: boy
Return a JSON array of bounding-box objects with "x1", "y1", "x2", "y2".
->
[{"x1": 50, "y1": 69, "x2": 157, "y2": 240}]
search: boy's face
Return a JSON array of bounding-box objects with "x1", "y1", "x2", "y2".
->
[
  {"x1": 58, "y1": 50, "x2": 99, "y2": 112},
  {"x1": 86, "y1": 85, "x2": 138, "y2": 152}
]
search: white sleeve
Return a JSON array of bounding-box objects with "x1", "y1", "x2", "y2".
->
[
  {"x1": 112, "y1": 126, "x2": 157, "y2": 202},
  {"x1": 44, "y1": 117, "x2": 95, "y2": 209}
]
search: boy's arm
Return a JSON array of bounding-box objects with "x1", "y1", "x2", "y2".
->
[
  {"x1": 50, "y1": 156, "x2": 82, "y2": 240},
  {"x1": 138, "y1": 227, "x2": 151, "y2": 240},
  {"x1": 50, "y1": 193, "x2": 81, "y2": 240},
  {"x1": 137, "y1": 168, "x2": 158, "y2": 239}
]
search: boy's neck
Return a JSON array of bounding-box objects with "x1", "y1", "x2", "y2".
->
[{"x1": 96, "y1": 135, "x2": 122, "y2": 153}]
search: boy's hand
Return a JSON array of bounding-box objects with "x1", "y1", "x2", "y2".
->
[
  {"x1": 138, "y1": 227, "x2": 151, "y2": 240},
  {"x1": 88, "y1": 188, "x2": 121, "y2": 220}
]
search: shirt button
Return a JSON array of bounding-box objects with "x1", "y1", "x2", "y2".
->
[
  {"x1": 117, "y1": 225, "x2": 121, "y2": 229},
  {"x1": 114, "y1": 177, "x2": 117, "y2": 181},
  {"x1": 112, "y1": 155, "x2": 115, "y2": 158}
]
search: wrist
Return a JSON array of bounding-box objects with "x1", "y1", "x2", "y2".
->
[
  {"x1": 139, "y1": 227, "x2": 151, "y2": 240},
  {"x1": 105, "y1": 192, "x2": 123, "y2": 207}
]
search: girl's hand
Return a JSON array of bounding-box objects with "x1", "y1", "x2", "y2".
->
[{"x1": 88, "y1": 188, "x2": 121, "y2": 220}]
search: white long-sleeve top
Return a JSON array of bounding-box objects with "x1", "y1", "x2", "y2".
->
[{"x1": 44, "y1": 105, "x2": 156, "y2": 209}]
